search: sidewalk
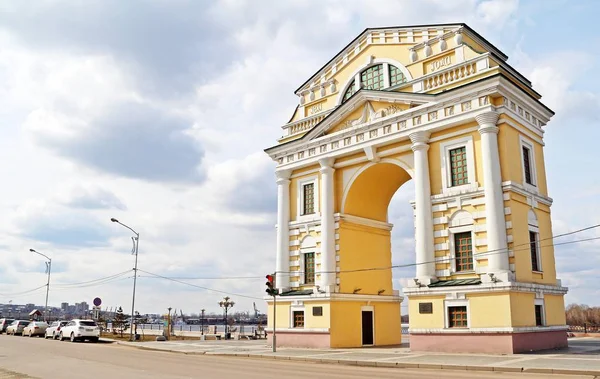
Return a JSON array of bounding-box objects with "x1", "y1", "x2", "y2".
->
[{"x1": 111, "y1": 337, "x2": 600, "y2": 377}]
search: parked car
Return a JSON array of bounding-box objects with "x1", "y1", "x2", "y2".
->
[
  {"x1": 6, "y1": 320, "x2": 30, "y2": 335},
  {"x1": 59, "y1": 319, "x2": 100, "y2": 342},
  {"x1": 22, "y1": 321, "x2": 48, "y2": 337},
  {"x1": 0, "y1": 318, "x2": 15, "y2": 334},
  {"x1": 45, "y1": 321, "x2": 69, "y2": 340}
]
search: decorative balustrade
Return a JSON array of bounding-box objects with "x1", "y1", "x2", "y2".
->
[
  {"x1": 423, "y1": 61, "x2": 478, "y2": 91},
  {"x1": 283, "y1": 112, "x2": 330, "y2": 137}
]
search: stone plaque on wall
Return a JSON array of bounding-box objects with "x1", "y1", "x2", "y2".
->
[
  {"x1": 419, "y1": 302, "x2": 433, "y2": 314},
  {"x1": 312, "y1": 306, "x2": 323, "y2": 316}
]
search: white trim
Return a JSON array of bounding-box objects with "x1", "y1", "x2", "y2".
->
[
  {"x1": 519, "y1": 134, "x2": 538, "y2": 193},
  {"x1": 265, "y1": 293, "x2": 403, "y2": 303},
  {"x1": 403, "y1": 281, "x2": 568, "y2": 297},
  {"x1": 290, "y1": 305, "x2": 305, "y2": 329},
  {"x1": 340, "y1": 157, "x2": 414, "y2": 214},
  {"x1": 528, "y1": 221, "x2": 542, "y2": 273},
  {"x1": 296, "y1": 175, "x2": 319, "y2": 221},
  {"x1": 410, "y1": 325, "x2": 568, "y2": 334},
  {"x1": 448, "y1": 219, "x2": 476, "y2": 274},
  {"x1": 439, "y1": 135, "x2": 477, "y2": 195},
  {"x1": 360, "y1": 306, "x2": 375, "y2": 346},
  {"x1": 336, "y1": 58, "x2": 413, "y2": 105},
  {"x1": 444, "y1": 299, "x2": 470, "y2": 329},
  {"x1": 335, "y1": 213, "x2": 393, "y2": 231},
  {"x1": 534, "y1": 298, "x2": 545, "y2": 326}
]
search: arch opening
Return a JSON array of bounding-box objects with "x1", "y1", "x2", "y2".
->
[{"x1": 338, "y1": 161, "x2": 414, "y2": 298}]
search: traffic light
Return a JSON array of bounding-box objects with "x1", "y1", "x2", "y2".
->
[{"x1": 266, "y1": 274, "x2": 278, "y2": 296}]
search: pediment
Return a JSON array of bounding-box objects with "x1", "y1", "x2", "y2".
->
[{"x1": 305, "y1": 90, "x2": 434, "y2": 140}]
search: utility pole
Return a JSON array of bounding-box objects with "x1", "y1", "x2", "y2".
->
[
  {"x1": 111, "y1": 218, "x2": 140, "y2": 342},
  {"x1": 29, "y1": 249, "x2": 51, "y2": 322}
]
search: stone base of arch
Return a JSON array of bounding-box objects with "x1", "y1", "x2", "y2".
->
[
  {"x1": 266, "y1": 294, "x2": 403, "y2": 348},
  {"x1": 410, "y1": 329, "x2": 567, "y2": 354}
]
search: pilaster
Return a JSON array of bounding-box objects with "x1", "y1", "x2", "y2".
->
[{"x1": 276, "y1": 170, "x2": 291, "y2": 290}]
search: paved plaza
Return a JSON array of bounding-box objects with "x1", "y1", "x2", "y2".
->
[{"x1": 116, "y1": 337, "x2": 600, "y2": 376}]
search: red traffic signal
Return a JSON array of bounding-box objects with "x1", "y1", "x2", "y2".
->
[{"x1": 265, "y1": 274, "x2": 277, "y2": 296}]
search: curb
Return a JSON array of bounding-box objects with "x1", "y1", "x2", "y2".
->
[{"x1": 114, "y1": 343, "x2": 600, "y2": 377}]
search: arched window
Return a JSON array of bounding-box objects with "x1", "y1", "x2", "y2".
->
[
  {"x1": 360, "y1": 64, "x2": 384, "y2": 90},
  {"x1": 389, "y1": 65, "x2": 407, "y2": 86},
  {"x1": 341, "y1": 62, "x2": 410, "y2": 104},
  {"x1": 343, "y1": 80, "x2": 356, "y2": 102}
]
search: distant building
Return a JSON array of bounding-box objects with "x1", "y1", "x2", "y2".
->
[{"x1": 61, "y1": 302, "x2": 69, "y2": 312}]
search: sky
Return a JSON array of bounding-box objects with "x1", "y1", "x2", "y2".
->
[{"x1": 0, "y1": 0, "x2": 599, "y2": 316}]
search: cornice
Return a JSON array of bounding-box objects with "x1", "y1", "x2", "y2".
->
[{"x1": 266, "y1": 77, "x2": 553, "y2": 173}]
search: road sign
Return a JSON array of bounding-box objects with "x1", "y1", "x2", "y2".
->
[{"x1": 93, "y1": 297, "x2": 102, "y2": 307}]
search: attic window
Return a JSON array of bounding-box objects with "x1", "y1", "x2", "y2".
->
[
  {"x1": 389, "y1": 65, "x2": 406, "y2": 86},
  {"x1": 341, "y1": 63, "x2": 409, "y2": 104},
  {"x1": 343, "y1": 81, "x2": 356, "y2": 102},
  {"x1": 360, "y1": 64, "x2": 384, "y2": 90}
]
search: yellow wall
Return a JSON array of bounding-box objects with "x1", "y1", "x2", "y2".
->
[
  {"x1": 510, "y1": 292, "x2": 535, "y2": 327},
  {"x1": 545, "y1": 294, "x2": 566, "y2": 326},
  {"x1": 338, "y1": 222, "x2": 392, "y2": 295},
  {"x1": 408, "y1": 296, "x2": 445, "y2": 329},
  {"x1": 468, "y1": 293, "x2": 512, "y2": 328},
  {"x1": 342, "y1": 162, "x2": 410, "y2": 221},
  {"x1": 267, "y1": 301, "x2": 293, "y2": 329},
  {"x1": 330, "y1": 301, "x2": 401, "y2": 347},
  {"x1": 304, "y1": 302, "x2": 331, "y2": 329}
]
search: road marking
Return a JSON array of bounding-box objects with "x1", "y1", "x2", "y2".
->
[
  {"x1": 367, "y1": 354, "x2": 427, "y2": 361},
  {"x1": 486, "y1": 356, "x2": 538, "y2": 366}
]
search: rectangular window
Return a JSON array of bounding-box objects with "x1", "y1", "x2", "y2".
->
[
  {"x1": 530, "y1": 231, "x2": 540, "y2": 271},
  {"x1": 302, "y1": 183, "x2": 315, "y2": 215},
  {"x1": 448, "y1": 306, "x2": 468, "y2": 328},
  {"x1": 523, "y1": 146, "x2": 533, "y2": 185},
  {"x1": 535, "y1": 305, "x2": 543, "y2": 326},
  {"x1": 449, "y1": 147, "x2": 468, "y2": 186},
  {"x1": 304, "y1": 252, "x2": 315, "y2": 284},
  {"x1": 293, "y1": 311, "x2": 304, "y2": 328},
  {"x1": 454, "y1": 232, "x2": 473, "y2": 271}
]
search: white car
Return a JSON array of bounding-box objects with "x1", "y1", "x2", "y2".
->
[
  {"x1": 58, "y1": 319, "x2": 100, "y2": 343},
  {"x1": 45, "y1": 320, "x2": 68, "y2": 340},
  {"x1": 22, "y1": 321, "x2": 48, "y2": 337}
]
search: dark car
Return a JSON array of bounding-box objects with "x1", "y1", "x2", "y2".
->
[{"x1": 0, "y1": 318, "x2": 15, "y2": 334}]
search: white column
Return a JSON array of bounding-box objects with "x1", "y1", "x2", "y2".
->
[
  {"x1": 476, "y1": 112, "x2": 511, "y2": 278},
  {"x1": 275, "y1": 170, "x2": 291, "y2": 290},
  {"x1": 319, "y1": 158, "x2": 336, "y2": 292},
  {"x1": 410, "y1": 131, "x2": 436, "y2": 284}
]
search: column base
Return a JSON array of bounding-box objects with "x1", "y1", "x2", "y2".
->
[{"x1": 410, "y1": 329, "x2": 567, "y2": 354}]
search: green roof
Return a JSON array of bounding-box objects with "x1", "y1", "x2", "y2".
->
[
  {"x1": 279, "y1": 289, "x2": 314, "y2": 296},
  {"x1": 428, "y1": 278, "x2": 481, "y2": 287}
]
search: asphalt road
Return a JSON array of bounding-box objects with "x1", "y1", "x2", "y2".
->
[{"x1": 0, "y1": 335, "x2": 592, "y2": 379}]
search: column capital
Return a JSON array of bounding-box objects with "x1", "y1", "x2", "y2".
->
[
  {"x1": 275, "y1": 169, "x2": 291, "y2": 184},
  {"x1": 475, "y1": 111, "x2": 499, "y2": 127},
  {"x1": 410, "y1": 131, "x2": 430, "y2": 152},
  {"x1": 319, "y1": 158, "x2": 335, "y2": 173}
]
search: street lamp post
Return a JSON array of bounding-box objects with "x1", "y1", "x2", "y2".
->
[
  {"x1": 219, "y1": 297, "x2": 234, "y2": 340},
  {"x1": 110, "y1": 218, "x2": 140, "y2": 342},
  {"x1": 201, "y1": 309, "x2": 205, "y2": 336},
  {"x1": 29, "y1": 249, "x2": 51, "y2": 322}
]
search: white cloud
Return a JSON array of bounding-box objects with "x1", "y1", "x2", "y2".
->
[{"x1": 0, "y1": 0, "x2": 598, "y2": 316}]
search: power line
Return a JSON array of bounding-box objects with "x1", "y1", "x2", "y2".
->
[
  {"x1": 0, "y1": 284, "x2": 47, "y2": 297},
  {"x1": 137, "y1": 269, "x2": 264, "y2": 300},
  {"x1": 273, "y1": 223, "x2": 600, "y2": 276},
  {"x1": 52, "y1": 269, "x2": 133, "y2": 288}
]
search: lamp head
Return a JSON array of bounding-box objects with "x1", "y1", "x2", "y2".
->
[
  {"x1": 110, "y1": 218, "x2": 119, "y2": 223},
  {"x1": 29, "y1": 248, "x2": 35, "y2": 252}
]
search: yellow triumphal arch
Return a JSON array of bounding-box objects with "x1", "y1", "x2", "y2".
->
[{"x1": 265, "y1": 24, "x2": 568, "y2": 353}]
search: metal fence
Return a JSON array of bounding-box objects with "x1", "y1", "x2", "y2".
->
[{"x1": 568, "y1": 324, "x2": 600, "y2": 333}]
